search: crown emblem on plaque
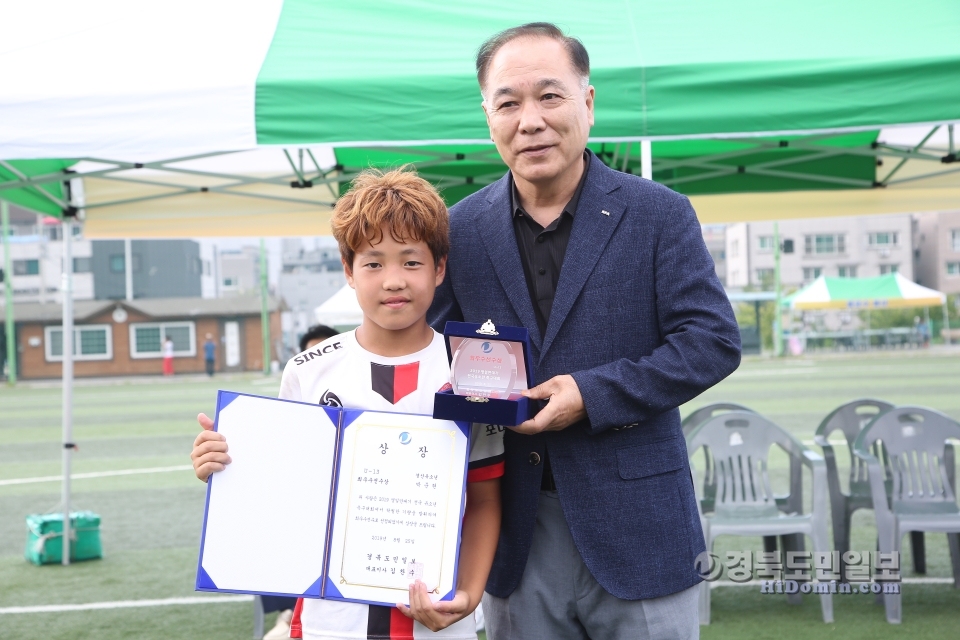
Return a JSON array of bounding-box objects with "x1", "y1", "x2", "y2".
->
[{"x1": 476, "y1": 319, "x2": 499, "y2": 336}]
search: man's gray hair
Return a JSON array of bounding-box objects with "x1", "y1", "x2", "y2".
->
[{"x1": 476, "y1": 22, "x2": 590, "y2": 98}]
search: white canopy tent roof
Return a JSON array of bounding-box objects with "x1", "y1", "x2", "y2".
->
[
  {"x1": 1, "y1": 0, "x2": 341, "y2": 237},
  {"x1": 314, "y1": 284, "x2": 362, "y2": 328}
]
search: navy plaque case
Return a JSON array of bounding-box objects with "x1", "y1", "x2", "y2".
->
[{"x1": 433, "y1": 320, "x2": 536, "y2": 426}]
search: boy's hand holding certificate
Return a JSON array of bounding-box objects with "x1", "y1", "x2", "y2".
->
[{"x1": 196, "y1": 391, "x2": 471, "y2": 607}]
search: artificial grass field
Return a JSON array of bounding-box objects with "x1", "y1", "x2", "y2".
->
[{"x1": 1, "y1": 350, "x2": 959, "y2": 639}]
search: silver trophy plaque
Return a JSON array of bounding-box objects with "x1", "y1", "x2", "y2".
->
[{"x1": 450, "y1": 336, "x2": 517, "y2": 399}]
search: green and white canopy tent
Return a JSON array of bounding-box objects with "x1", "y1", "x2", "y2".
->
[
  {"x1": 3, "y1": 0, "x2": 960, "y2": 565},
  {"x1": 2, "y1": 0, "x2": 960, "y2": 236},
  {"x1": 784, "y1": 274, "x2": 947, "y2": 311},
  {"x1": 782, "y1": 273, "x2": 951, "y2": 344}
]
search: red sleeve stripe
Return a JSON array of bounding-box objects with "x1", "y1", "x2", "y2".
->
[{"x1": 467, "y1": 461, "x2": 504, "y2": 483}]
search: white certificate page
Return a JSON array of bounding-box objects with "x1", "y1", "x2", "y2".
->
[
  {"x1": 326, "y1": 411, "x2": 468, "y2": 606},
  {"x1": 198, "y1": 393, "x2": 339, "y2": 596}
]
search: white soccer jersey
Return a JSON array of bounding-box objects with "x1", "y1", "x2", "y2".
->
[{"x1": 280, "y1": 329, "x2": 504, "y2": 640}]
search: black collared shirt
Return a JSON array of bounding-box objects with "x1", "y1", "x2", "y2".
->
[{"x1": 511, "y1": 151, "x2": 591, "y2": 336}]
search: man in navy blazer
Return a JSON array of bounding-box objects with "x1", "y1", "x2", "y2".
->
[{"x1": 429, "y1": 23, "x2": 741, "y2": 639}]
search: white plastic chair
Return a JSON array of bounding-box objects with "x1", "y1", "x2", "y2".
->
[
  {"x1": 686, "y1": 411, "x2": 833, "y2": 624},
  {"x1": 854, "y1": 406, "x2": 960, "y2": 623}
]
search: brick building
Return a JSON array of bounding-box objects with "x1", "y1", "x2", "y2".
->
[{"x1": 2, "y1": 295, "x2": 281, "y2": 380}]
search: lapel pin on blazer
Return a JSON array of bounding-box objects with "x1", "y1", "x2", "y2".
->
[{"x1": 601, "y1": 209, "x2": 611, "y2": 216}]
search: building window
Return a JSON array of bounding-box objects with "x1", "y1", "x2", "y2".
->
[
  {"x1": 755, "y1": 268, "x2": 775, "y2": 288},
  {"x1": 109, "y1": 254, "x2": 141, "y2": 273},
  {"x1": 757, "y1": 236, "x2": 774, "y2": 252},
  {"x1": 838, "y1": 265, "x2": 858, "y2": 278},
  {"x1": 13, "y1": 259, "x2": 40, "y2": 276},
  {"x1": 868, "y1": 232, "x2": 899, "y2": 248},
  {"x1": 952, "y1": 230, "x2": 960, "y2": 252},
  {"x1": 129, "y1": 321, "x2": 196, "y2": 358},
  {"x1": 45, "y1": 325, "x2": 113, "y2": 361},
  {"x1": 804, "y1": 234, "x2": 845, "y2": 255},
  {"x1": 222, "y1": 277, "x2": 236, "y2": 288},
  {"x1": 72, "y1": 257, "x2": 92, "y2": 273},
  {"x1": 947, "y1": 262, "x2": 960, "y2": 277},
  {"x1": 729, "y1": 239, "x2": 739, "y2": 259},
  {"x1": 879, "y1": 264, "x2": 899, "y2": 275},
  {"x1": 802, "y1": 267, "x2": 822, "y2": 281}
]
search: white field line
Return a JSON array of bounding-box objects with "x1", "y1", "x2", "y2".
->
[
  {"x1": 0, "y1": 465, "x2": 193, "y2": 487},
  {"x1": 731, "y1": 369, "x2": 821, "y2": 378},
  {"x1": 711, "y1": 577, "x2": 955, "y2": 588},
  {"x1": 0, "y1": 595, "x2": 252, "y2": 615},
  {"x1": 4, "y1": 581, "x2": 951, "y2": 613},
  {"x1": 801, "y1": 439, "x2": 960, "y2": 447}
]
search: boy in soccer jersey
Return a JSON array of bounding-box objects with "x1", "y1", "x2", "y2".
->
[{"x1": 191, "y1": 169, "x2": 503, "y2": 640}]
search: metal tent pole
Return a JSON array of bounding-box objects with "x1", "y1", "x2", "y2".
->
[
  {"x1": 640, "y1": 140, "x2": 653, "y2": 181},
  {"x1": 774, "y1": 222, "x2": 783, "y2": 356},
  {"x1": 61, "y1": 217, "x2": 74, "y2": 565},
  {"x1": 2, "y1": 200, "x2": 16, "y2": 385},
  {"x1": 124, "y1": 238, "x2": 133, "y2": 301},
  {"x1": 942, "y1": 301, "x2": 951, "y2": 345},
  {"x1": 259, "y1": 238, "x2": 270, "y2": 375}
]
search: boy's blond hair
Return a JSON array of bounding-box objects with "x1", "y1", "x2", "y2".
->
[{"x1": 331, "y1": 168, "x2": 449, "y2": 269}]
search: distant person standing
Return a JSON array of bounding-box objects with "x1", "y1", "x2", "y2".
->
[
  {"x1": 203, "y1": 334, "x2": 216, "y2": 376},
  {"x1": 162, "y1": 335, "x2": 174, "y2": 376},
  {"x1": 914, "y1": 316, "x2": 931, "y2": 348}
]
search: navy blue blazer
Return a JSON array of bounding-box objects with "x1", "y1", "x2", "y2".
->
[{"x1": 429, "y1": 151, "x2": 741, "y2": 600}]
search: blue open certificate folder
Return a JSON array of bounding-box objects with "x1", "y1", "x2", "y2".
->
[{"x1": 196, "y1": 391, "x2": 471, "y2": 607}]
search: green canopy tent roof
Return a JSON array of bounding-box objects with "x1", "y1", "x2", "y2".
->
[
  {"x1": 257, "y1": 0, "x2": 960, "y2": 143},
  {"x1": 2, "y1": 0, "x2": 960, "y2": 233},
  {"x1": 286, "y1": 0, "x2": 960, "y2": 217},
  {"x1": 0, "y1": 160, "x2": 72, "y2": 218},
  {"x1": 332, "y1": 132, "x2": 883, "y2": 210},
  {"x1": 783, "y1": 274, "x2": 947, "y2": 310}
]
